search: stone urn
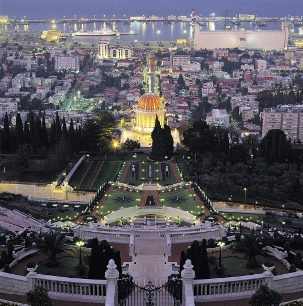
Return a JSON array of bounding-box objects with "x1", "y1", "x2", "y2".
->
[
  {"x1": 262, "y1": 263, "x2": 274, "y2": 276},
  {"x1": 26, "y1": 262, "x2": 38, "y2": 275}
]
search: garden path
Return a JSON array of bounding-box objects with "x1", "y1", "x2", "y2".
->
[
  {"x1": 138, "y1": 162, "x2": 142, "y2": 180},
  {"x1": 168, "y1": 162, "x2": 182, "y2": 183},
  {"x1": 187, "y1": 185, "x2": 225, "y2": 224},
  {"x1": 88, "y1": 160, "x2": 105, "y2": 189},
  {"x1": 158, "y1": 162, "x2": 162, "y2": 180},
  {"x1": 119, "y1": 161, "x2": 131, "y2": 183},
  {"x1": 139, "y1": 190, "x2": 161, "y2": 207}
]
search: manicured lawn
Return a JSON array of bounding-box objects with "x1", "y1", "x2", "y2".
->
[
  {"x1": 91, "y1": 161, "x2": 123, "y2": 190},
  {"x1": 214, "y1": 256, "x2": 264, "y2": 277},
  {"x1": 97, "y1": 189, "x2": 140, "y2": 216},
  {"x1": 36, "y1": 256, "x2": 89, "y2": 278},
  {"x1": 159, "y1": 189, "x2": 203, "y2": 216},
  {"x1": 123, "y1": 162, "x2": 177, "y2": 186},
  {"x1": 177, "y1": 161, "x2": 191, "y2": 178},
  {"x1": 80, "y1": 161, "x2": 102, "y2": 190},
  {"x1": 123, "y1": 161, "x2": 141, "y2": 185},
  {"x1": 68, "y1": 160, "x2": 90, "y2": 189},
  {"x1": 69, "y1": 160, "x2": 123, "y2": 191}
]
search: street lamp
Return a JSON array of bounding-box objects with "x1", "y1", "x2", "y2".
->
[
  {"x1": 76, "y1": 240, "x2": 84, "y2": 265},
  {"x1": 218, "y1": 240, "x2": 225, "y2": 267},
  {"x1": 113, "y1": 140, "x2": 119, "y2": 153},
  {"x1": 243, "y1": 187, "x2": 247, "y2": 209}
]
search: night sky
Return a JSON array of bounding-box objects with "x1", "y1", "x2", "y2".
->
[{"x1": 0, "y1": 0, "x2": 302, "y2": 20}]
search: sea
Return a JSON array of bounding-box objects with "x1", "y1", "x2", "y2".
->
[{"x1": 0, "y1": 0, "x2": 302, "y2": 43}]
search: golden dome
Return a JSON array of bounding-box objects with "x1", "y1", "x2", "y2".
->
[{"x1": 137, "y1": 93, "x2": 164, "y2": 111}]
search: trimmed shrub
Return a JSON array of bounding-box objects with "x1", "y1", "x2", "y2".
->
[
  {"x1": 284, "y1": 241, "x2": 291, "y2": 253},
  {"x1": 295, "y1": 252, "x2": 303, "y2": 268},
  {"x1": 3, "y1": 264, "x2": 11, "y2": 273},
  {"x1": 25, "y1": 237, "x2": 31, "y2": 249},
  {"x1": 289, "y1": 264, "x2": 297, "y2": 273},
  {"x1": 235, "y1": 233, "x2": 241, "y2": 242},
  {"x1": 249, "y1": 284, "x2": 282, "y2": 306},
  {"x1": 208, "y1": 238, "x2": 215, "y2": 248},
  {"x1": 27, "y1": 286, "x2": 53, "y2": 306},
  {"x1": 222, "y1": 236, "x2": 228, "y2": 245}
]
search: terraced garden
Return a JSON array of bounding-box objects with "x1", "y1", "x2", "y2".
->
[
  {"x1": 68, "y1": 159, "x2": 123, "y2": 191},
  {"x1": 97, "y1": 189, "x2": 140, "y2": 216},
  {"x1": 159, "y1": 189, "x2": 203, "y2": 216},
  {"x1": 123, "y1": 162, "x2": 177, "y2": 185}
]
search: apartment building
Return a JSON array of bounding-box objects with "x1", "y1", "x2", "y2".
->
[
  {"x1": 54, "y1": 55, "x2": 80, "y2": 72},
  {"x1": 206, "y1": 109, "x2": 230, "y2": 128},
  {"x1": 262, "y1": 106, "x2": 303, "y2": 141}
]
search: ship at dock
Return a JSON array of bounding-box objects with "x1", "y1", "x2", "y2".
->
[{"x1": 72, "y1": 27, "x2": 119, "y2": 37}]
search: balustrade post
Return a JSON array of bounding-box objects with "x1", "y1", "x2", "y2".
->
[
  {"x1": 165, "y1": 222, "x2": 172, "y2": 256},
  {"x1": 129, "y1": 222, "x2": 135, "y2": 256},
  {"x1": 105, "y1": 259, "x2": 119, "y2": 306},
  {"x1": 263, "y1": 273, "x2": 273, "y2": 289},
  {"x1": 26, "y1": 273, "x2": 37, "y2": 292},
  {"x1": 181, "y1": 259, "x2": 195, "y2": 306}
]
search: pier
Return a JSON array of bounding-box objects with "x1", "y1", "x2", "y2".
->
[{"x1": 4, "y1": 16, "x2": 302, "y2": 26}]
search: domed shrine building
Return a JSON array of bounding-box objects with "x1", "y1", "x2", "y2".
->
[{"x1": 121, "y1": 92, "x2": 180, "y2": 148}]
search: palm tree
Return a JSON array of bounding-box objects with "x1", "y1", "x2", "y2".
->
[
  {"x1": 36, "y1": 232, "x2": 73, "y2": 267},
  {"x1": 233, "y1": 230, "x2": 266, "y2": 268}
]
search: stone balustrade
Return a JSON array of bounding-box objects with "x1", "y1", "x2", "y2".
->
[
  {"x1": 193, "y1": 274, "x2": 268, "y2": 302},
  {"x1": 1, "y1": 260, "x2": 303, "y2": 305},
  {"x1": 74, "y1": 223, "x2": 226, "y2": 247},
  {"x1": 32, "y1": 274, "x2": 107, "y2": 302}
]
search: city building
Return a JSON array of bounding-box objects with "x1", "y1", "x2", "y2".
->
[
  {"x1": 255, "y1": 59, "x2": 267, "y2": 71},
  {"x1": 97, "y1": 40, "x2": 109, "y2": 59},
  {"x1": 262, "y1": 105, "x2": 303, "y2": 141},
  {"x1": 238, "y1": 14, "x2": 255, "y2": 21},
  {"x1": 194, "y1": 23, "x2": 289, "y2": 51},
  {"x1": 54, "y1": 55, "x2": 80, "y2": 72},
  {"x1": 170, "y1": 54, "x2": 190, "y2": 68},
  {"x1": 206, "y1": 109, "x2": 230, "y2": 128},
  {"x1": 109, "y1": 45, "x2": 132, "y2": 59}
]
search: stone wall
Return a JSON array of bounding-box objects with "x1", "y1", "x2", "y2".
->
[
  {"x1": 272, "y1": 271, "x2": 303, "y2": 293},
  {"x1": 0, "y1": 182, "x2": 93, "y2": 202},
  {"x1": 0, "y1": 272, "x2": 28, "y2": 295}
]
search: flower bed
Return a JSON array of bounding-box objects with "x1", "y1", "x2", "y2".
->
[
  {"x1": 281, "y1": 300, "x2": 303, "y2": 306},
  {"x1": 0, "y1": 299, "x2": 26, "y2": 306}
]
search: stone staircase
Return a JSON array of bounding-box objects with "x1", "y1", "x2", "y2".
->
[{"x1": 127, "y1": 255, "x2": 177, "y2": 286}]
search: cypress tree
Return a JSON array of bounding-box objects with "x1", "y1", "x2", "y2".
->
[
  {"x1": 15, "y1": 113, "x2": 23, "y2": 148},
  {"x1": 286, "y1": 138, "x2": 292, "y2": 163},
  {"x1": 151, "y1": 116, "x2": 162, "y2": 158},
  {"x1": 200, "y1": 239, "x2": 211, "y2": 279},
  {"x1": 29, "y1": 112, "x2": 35, "y2": 147},
  {"x1": 23, "y1": 121, "x2": 30, "y2": 144},
  {"x1": 68, "y1": 119, "x2": 75, "y2": 152},
  {"x1": 151, "y1": 117, "x2": 174, "y2": 159},
  {"x1": 41, "y1": 115, "x2": 49, "y2": 150},
  {"x1": 55, "y1": 112, "x2": 62, "y2": 144},
  {"x1": 3, "y1": 113, "x2": 11, "y2": 153},
  {"x1": 278, "y1": 135, "x2": 285, "y2": 163},
  {"x1": 75, "y1": 125, "x2": 81, "y2": 154},
  {"x1": 88, "y1": 238, "x2": 100, "y2": 279},
  {"x1": 34, "y1": 117, "x2": 42, "y2": 151},
  {"x1": 163, "y1": 123, "x2": 174, "y2": 156},
  {"x1": 49, "y1": 121, "x2": 56, "y2": 148},
  {"x1": 179, "y1": 251, "x2": 186, "y2": 276},
  {"x1": 62, "y1": 117, "x2": 68, "y2": 140},
  {"x1": 114, "y1": 251, "x2": 122, "y2": 277}
]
